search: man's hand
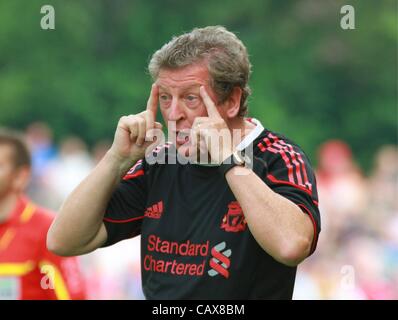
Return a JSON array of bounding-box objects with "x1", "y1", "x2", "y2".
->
[
  {"x1": 108, "y1": 84, "x2": 163, "y2": 169},
  {"x1": 48, "y1": 86, "x2": 163, "y2": 257},
  {"x1": 190, "y1": 86, "x2": 233, "y2": 164}
]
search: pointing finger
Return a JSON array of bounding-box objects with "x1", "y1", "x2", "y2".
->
[
  {"x1": 200, "y1": 86, "x2": 221, "y2": 119},
  {"x1": 146, "y1": 83, "x2": 159, "y2": 117}
]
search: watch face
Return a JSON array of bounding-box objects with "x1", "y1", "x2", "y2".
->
[
  {"x1": 235, "y1": 150, "x2": 253, "y2": 168},
  {"x1": 233, "y1": 151, "x2": 245, "y2": 165}
]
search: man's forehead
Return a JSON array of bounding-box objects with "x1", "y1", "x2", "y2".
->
[
  {"x1": 158, "y1": 83, "x2": 201, "y2": 91},
  {"x1": 156, "y1": 64, "x2": 209, "y2": 90}
]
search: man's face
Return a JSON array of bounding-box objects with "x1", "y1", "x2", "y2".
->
[
  {"x1": 0, "y1": 144, "x2": 29, "y2": 200},
  {"x1": 156, "y1": 63, "x2": 223, "y2": 156},
  {"x1": 0, "y1": 145, "x2": 17, "y2": 199}
]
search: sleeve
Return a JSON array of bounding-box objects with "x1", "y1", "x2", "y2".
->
[
  {"x1": 102, "y1": 159, "x2": 147, "y2": 247},
  {"x1": 254, "y1": 137, "x2": 321, "y2": 255}
]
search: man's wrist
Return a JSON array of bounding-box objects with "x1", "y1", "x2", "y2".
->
[
  {"x1": 218, "y1": 150, "x2": 245, "y2": 177},
  {"x1": 225, "y1": 164, "x2": 250, "y2": 178},
  {"x1": 104, "y1": 150, "x2": 139, "y2": 178}
]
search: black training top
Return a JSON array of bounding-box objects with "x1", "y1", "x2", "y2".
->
[{"x1": 102, "y1": 122, "x2": 321, "y2": 299}]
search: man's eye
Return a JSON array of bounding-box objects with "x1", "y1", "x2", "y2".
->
[
  {"x1": 159, "y1": 94, "x2": 171, "y2": 108},
  {"x1": 185, "y1": 95, "x2": 199, "y2": 103}
]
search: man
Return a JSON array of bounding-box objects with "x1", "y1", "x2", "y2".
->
[
  {"x1": 0, "y1": 129, "x2": 86, "y2": 299},
  {"x1": 48, "y1": 26, "x2": 321, "y2": 299}
]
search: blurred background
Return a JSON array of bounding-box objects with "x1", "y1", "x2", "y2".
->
[{"x1": 0, "y1": 0, "x2": 396, "y2": 299}]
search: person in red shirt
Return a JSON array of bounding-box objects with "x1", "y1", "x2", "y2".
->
[{"x1": 0, "y1": 128, "x2": 86, "y2": 299}]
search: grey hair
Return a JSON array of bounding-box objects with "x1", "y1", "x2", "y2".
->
[{"x1": 148, "y1": 26, "x2": 252, "y2": 116}]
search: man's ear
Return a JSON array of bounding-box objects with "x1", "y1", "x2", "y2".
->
[
  {"x1": 13, "y1": 166, "x2": 31, "y2": 193},
  {"x1": 224, "y1": 87, "x2": 242, "y2": 118}
]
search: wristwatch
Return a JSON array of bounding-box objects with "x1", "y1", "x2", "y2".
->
[{"x1": 218, "y1": 150, "x2": 248, "y2": 177}]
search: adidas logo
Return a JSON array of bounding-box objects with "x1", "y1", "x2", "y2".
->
[{"x1": 144, "y1": 201, "x2": 164, "y2": 219}]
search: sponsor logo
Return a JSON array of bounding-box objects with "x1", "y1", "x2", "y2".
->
[
  {"x1": 143, "y1": 235, "x2": 232, "y2": 279},
  {"x1": 221, "y1": 201, "x2": 247, "y2": 232},
  {"x1": 144, "y1": 235, "x2": 208, "y2": 276},
  {"x1": 208, "y1": 242, "x2": 231, "y2": 279},
  {"x1": 145, "y1": 201, "x2": 164, "y2": 219}
]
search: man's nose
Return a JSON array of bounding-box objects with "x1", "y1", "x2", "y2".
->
[{"x1": 168, "y1": 98, "x2": 185, "y2": 122}]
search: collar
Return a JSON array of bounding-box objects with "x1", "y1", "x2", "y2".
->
[
  {"x1": 236, "y1": 118, "x2": 264, "y2": 151},
  {"x1": 0, "y1": 196, "x2": 35, "y2": 226}
]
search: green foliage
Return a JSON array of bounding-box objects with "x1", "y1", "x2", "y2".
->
[{"x1": 0, "y1": 0, "x2": 396, "y2": 172}]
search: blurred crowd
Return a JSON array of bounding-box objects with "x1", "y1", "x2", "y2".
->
[
  {"x1": 294, "y1": 140, "x2": 398, "y2": 299},
  {"x1": 22, "y1": 122, "x2": 398, "y2": 299}
]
